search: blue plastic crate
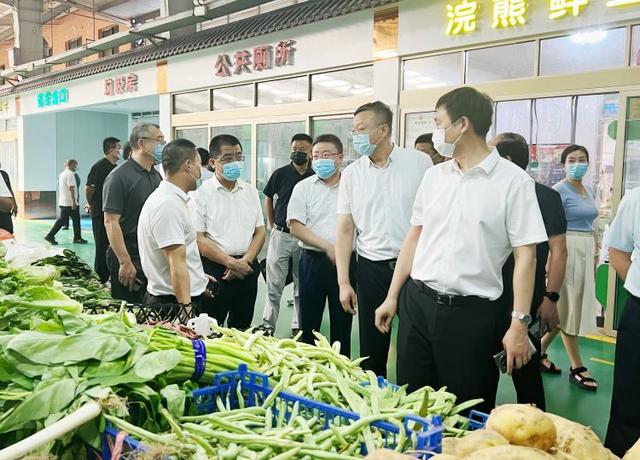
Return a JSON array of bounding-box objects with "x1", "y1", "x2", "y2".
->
[
  {"x1": 101, "y1": 423, "x2": 146, "y2": 460},
  {"x1": 102, "y1": 364, "x2": 444, "y2": 459},
  {"x1": 468, "y1": 410, "x2": 489, "y2": 430},
  {"x1": 192, "y1": 364, "x2": 443, "y2": 456}
]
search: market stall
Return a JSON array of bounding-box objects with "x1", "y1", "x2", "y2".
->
[{"x1": 0, "y1": 242, "x2": 632, "y2": 459}]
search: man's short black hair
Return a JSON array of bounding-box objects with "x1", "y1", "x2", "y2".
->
[
  {"x1": 197, "y1": 147, "x2": 210, "y2": 166},
  {"x1": 209, "y1": 134, "x2": 242, "y2": 159},
  {"x1": 560, "y1": 144, "x2": 590, "y2": 164},
  {"x1": 122, "y1": 142, "x2": 132, "y2": 160},
  {"x1": 313, "y1": 134, "x2": 343, "y2": 154},
  {"x1": 354, "y1": 101, "x2": 393, "y2": 133},
  {"x1": 415, "y1": 133, "x2": 433, "y2": 146},
  {"x1": 436, "y1": 87, "x2": 493, "y2": 137},
  {"x1": 103, "y1": 137, "x2": 120, "y2": 154},
  {"x1": 291, "y1": 133, "x2": 313, "y2": 145},
  {"x1": 162, "y1": 138, "x2": 198, "y2": 175},
  {"x1": 495, "y1": 132, "x2": 529, "y2": 171}
]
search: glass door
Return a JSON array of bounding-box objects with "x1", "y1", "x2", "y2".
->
[
  {"x1": 256, "y1": 120, "x2": 306, "y2": 194},
  {"x1": 311, "y1": 115, "x2": 356, "y2": 166}
]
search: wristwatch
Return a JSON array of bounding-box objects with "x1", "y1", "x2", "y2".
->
[
  {"x1": 511, "y1": 310, "x2": 532, "y2": 327},
  {"x1": 544, "y1": 291, "x2": 560, "y2": 302}
]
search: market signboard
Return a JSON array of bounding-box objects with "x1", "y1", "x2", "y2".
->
[
  {"x1": 104, "y1": 73, "x2": 139, "y2": 96},
  {"x1": 214, "y1": 40, "x2": 295, "y2": 77},
  {"x1": 37, "y1": 88, "x2": 69, "y2": 108}
]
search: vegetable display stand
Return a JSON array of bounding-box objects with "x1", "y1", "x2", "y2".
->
[
  {"x1": 101, "y1": 364, "x2": 444, "y2": 459},
  {"x1": 85, "y1": 302, "x2": 195, "y2": 324}
]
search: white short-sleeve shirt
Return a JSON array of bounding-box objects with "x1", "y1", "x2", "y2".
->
[
  {"x1": 189, "y1": 174, "x2": 264, "y2": 256},
  {"x1": 607, "y1": 187, "x2": 640, "y2": 298},
  {"x1": 411, "y1": 150, "x2": 548, "y2": 300},
  {"x1": 337, "y1": 145, "x2": 432, "y2": 261},
  {"x1": 57, "y1": 169, "x2": 77, "y2": 207},
  {"x1": 287, "y1": 175, "x2": 341, "y2": 251},
  {"x1": 138, "y1": 181, "x2": 208, "y2": 297},
  {"x1": 0, "y1": 173, "x2": 11, "y2": 198}
]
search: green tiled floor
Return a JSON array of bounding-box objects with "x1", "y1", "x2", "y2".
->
[{"x1": 10, "y1": 217, "x2": 616, "y2": 440}]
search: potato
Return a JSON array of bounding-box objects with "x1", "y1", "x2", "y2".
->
[
  {"x1": 546, "y1": 413, "x2": 619, "y2": 460},
  {"x1": 624, "y1": 438, "x2": 640, "y2": 460},
  {"x1": 486, "y1": 404, "x2": 557, "y2": 451},
  {"x1": 442, "y1": 437, "x2": 459, "y2": 455},
  {"x1": 465, "y1": 445, "x2": 555, "y2": 459},
  {"x1": 455, "y1": 429, "x2": 510, "y2": 456},
  {"x1": 550, "y1": 451, "x2": 580, "y2": 460},
  {"x1": 429, "y1": 455, "x2": 461, "y2": 460}
]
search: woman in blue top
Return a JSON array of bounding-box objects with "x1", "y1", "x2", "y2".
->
[{"x1": 541, "y1": 145, "x2": 599, "y2": 391}]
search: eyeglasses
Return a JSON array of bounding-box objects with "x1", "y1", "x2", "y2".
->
[
  {"x1": 218, "y1": 154, "x2": 245, "y2": 164},
  {"x1": 312, "y1": 151, "x2": 340, "y2": 160}
]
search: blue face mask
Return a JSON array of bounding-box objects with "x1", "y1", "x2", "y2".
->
[
  {"x1": 153, "y1": 143, "x2": 164, "y2": 164},
  {"x1": 566, "y1": 163, "x2": 588, "y2": 180},
  {"x1": 352, "y1": 126, "x2": 382, "y2": 157},
  {"x1": 312, "y1": 159, "x2": 337, "y2": 180},
  {"x1": 222, "y1": 161, "x2": 243, "y2": 182}
]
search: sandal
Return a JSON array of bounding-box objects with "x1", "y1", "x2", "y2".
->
[
  {"x1": 539, "y1": 354, "x2": 561, "y2": 375},
  {"x1": 569, "y1": 366, "x2": 598, "y2": 392}
]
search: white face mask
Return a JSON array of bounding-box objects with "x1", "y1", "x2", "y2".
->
[{"x1": 432, "y1": 119, "x2": 463, "y2": 158}]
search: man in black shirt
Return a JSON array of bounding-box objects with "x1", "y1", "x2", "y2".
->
[
  {"x1": 260, "y1": 133, "x2": 315, "y2": 336},
  {"x1": 0, "y1": 162, "x2": 17, "y2": 234},
  {"x1": 103, "y1": 124, "x2": 164, "y2": 302},
  {"x1": 86, "y1": 137, "x2": 120, "y2": 282},
  {"x1": 494, "y1": 132, "x2": 568, "y2": 410}
]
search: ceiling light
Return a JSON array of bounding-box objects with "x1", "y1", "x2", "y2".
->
[{"x1": 570, "y1": 30, "x2": 607, "y2": 44}]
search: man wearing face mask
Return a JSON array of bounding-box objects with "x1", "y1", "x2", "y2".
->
[
  {"x1": 260, "y1": 133, "x2": 314, "y2": 337},
  {"x1": 336, "y1": 101, "x2": 432, "y2": 378},
  {"x1": 103, "y1": 123, "x2": 164, "y2": 302},
  {"x1": 287, "y1": 134, "x2": 355, "y2": 357},
  {"x1": 190, "y1": 134, "x2": 266, "y2": 329},
  {"x1": 138, "y1": 139, "x2": 209, "y2": 308},
  {"x1": 86, "y1": 136, "x2": 121, "y2": 283},
  {"x1": 374, "y1": 87, "x2": 546, "y2": 413}
]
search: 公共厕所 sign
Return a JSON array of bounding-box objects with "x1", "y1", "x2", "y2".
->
[{"x1": 215, "y1": 40, "x2": 295, "y2": 77}]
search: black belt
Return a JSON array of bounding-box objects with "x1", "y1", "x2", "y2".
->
[
  {"x1": 411, "y1": 279, "x2": 489, "y2": 307},
  {"x1": 273, "y1": 224, "x2": 290, "y2": 234}
]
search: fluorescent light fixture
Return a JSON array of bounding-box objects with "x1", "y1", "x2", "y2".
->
[{"x1": 570, "y1": 30, "x2": 607, "y2": 44}]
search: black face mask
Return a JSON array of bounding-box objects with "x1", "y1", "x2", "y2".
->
[{"x1": 291, "y1": 150, "x2": 308, "y2": 166}]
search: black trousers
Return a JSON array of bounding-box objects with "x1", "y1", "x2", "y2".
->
[
  {"x1": 397, "y1": 279, "x2": 502, "y2": 414},
  {"x1": 106, "y1": 245, "x2": 146, "y2": 303},
  {"x1": 605, "y1": 295, "x2": 640, "y2": 457},
  {"x1": 47, "y1": 206, "x2": 81, "y2": 240},
  {"x1": 299, "y1": 249, "x2": 355, "y2": 357},
  {"x1": 201, "y1": 257, "x2": 259, "y2": 330},
  {"x1": 92, "y1": 216, "x2": 109, "y2": 283},
  {"x1": 0, "y1": 211, "x2": 12, "y2": 234},
  {"x1": 355, "y1": 256, "x2": 395, "y2": 378},
  {"x1": 498, "y1": 303, "x2": 545, "y2": 410}
]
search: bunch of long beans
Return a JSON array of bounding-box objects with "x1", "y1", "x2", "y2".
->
[
  {"x1": 213, "y1": 327, "x2": 482, "y2": 435},
  {"x1": 147, "y1": 326, "x2": 258, "y2": 383},
  {"x1": 104, "y1": 382, "x2": 421, "y2": 460}
]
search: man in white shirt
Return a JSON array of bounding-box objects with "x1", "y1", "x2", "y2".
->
[
  {"x1": 288, "y1": 134, "x2": 355, "y2": 357},
  {"x1": 190, "y1": 134, "x2": 266, "y2": 330},
  {"x1": 138, "y1": 139, "x2": 209, "y2": 309},
  {"x1": 336, "y1": 101, "x2": 432, "y2": 377},
  {"x1": 375, "y1": 87, "x2": 547, "y2": 413},
  {"x1": 604, "y1": 187, "x2": 640, "y2": 457},
  {"x1": 45, "y1": 159, "x2": 87, "y2": 245}
]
